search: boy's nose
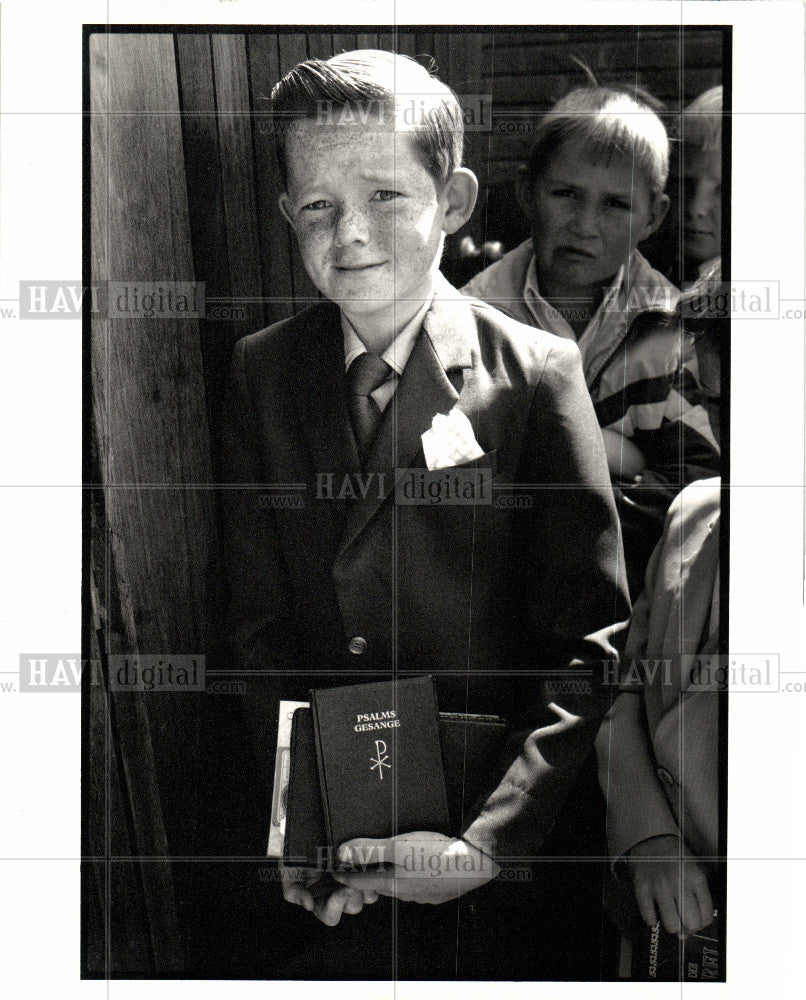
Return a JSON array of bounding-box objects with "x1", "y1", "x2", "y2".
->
[
  {"x1": 333, "y1": 207, "x2": 370, "y2": 247},
  {"x1": 688, "y1": 180, "x2": 712, "y2": 221},
  {"x1": 569, "y1": 202, "x2": 599, "y2": 239}
]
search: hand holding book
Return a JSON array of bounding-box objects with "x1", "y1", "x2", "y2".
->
[
  {"x1": 626, "y1": 834, "x2": 714, "y2": 936},
  {"x1": 332, "y1": 832, "x2": 500, "y2": 905},
  {"x1": 276, "y1": 677, "x2": 505, "y2": 922},
  {"x1": 280, "y1": 863, "x2": 379, "y2": 927}
]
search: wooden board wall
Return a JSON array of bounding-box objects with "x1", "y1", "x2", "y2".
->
[{"x1": 88, "y1": 30, "x2": 213, "y2": 975}]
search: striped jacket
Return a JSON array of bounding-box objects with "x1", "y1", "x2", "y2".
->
[{"x1": 462, "y1": 240, "x2": 721, "y2": 589}]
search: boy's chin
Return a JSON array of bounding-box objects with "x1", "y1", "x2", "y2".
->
[
  {"x1": 332, "y1": 292, "x2": 395, "y2": 313},
  {"x1": 685, "y1": 237, "x2": 720, "y2": 264}
]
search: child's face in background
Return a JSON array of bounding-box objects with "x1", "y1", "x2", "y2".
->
[
  {"x1": 683, "y1": 144, "x2": 722, "y2": 264},
  {"x1": 279, "y1": 117, "x2": 448, "y2": 327},
  {"x1": 529, "y1": 136, "x2": 666, "y2": 294}
]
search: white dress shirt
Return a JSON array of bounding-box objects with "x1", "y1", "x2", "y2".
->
[{"x1": 341, "y1": 292, "x2": 434, "y2": 412}]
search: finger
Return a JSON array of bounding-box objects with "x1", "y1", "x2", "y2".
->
[
  {"x1": 655, "y1": 888, "x2": 681, "y2": 935},
  {"x1": 362, "y1": 890, "x2": 380, "y2": 905},
  {"x1": 691, "y1": 875, "x2": 715, "y2": 931},
  {"x1": 338, "y1": 838, "x2": 393, "y2": 867},
  {"x1": 281, "y1": 870, "x2": 314, "y2": 913},
  {"x1": 341, "y1": 889, "x2": 365, "y2": 916},
  {"x1": 282, "y1": 882, "x2": 314, "y2": 913},
  {"x1": 334, "y1": 870, "x2": 396, "y2": 897},
  {"x1": 633, "y1": 880, "x2": 659, "y2": 929},
  {"x1": 679, "y1": 888, "x2": 703, "y2": 935},
  {"x1": 313, "y1": 888, "x2": 350, "y2": 927}
]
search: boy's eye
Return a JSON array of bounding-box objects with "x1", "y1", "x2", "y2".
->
[
  {"x1": 301, "y1": 199, "x2": 331, "y2": 212},
  {"x1": 605, "y1": 198, "x2": 632, "y2": 211},
  {"x1": 372, "y1": 190, "x2": 401, "y2": 202},
  {"x1": 551, "y1": 188, "x2": 577, "y2": 199}
]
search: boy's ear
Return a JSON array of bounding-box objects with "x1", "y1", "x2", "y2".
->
[
  {"x1": 639, "y1": 192, "x2": 670, "y2": 241},
  {"x1": 278, "y1": 192, "x2": 296, "y2": 229},
  {"x1": 441, "y1": 168, "x2": 479, "y2": 235}
]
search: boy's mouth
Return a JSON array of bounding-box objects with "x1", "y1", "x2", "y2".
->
[
  {"x1": 557, "y1": 245, "x2": 597, "y2": 260},
  {"x1": 334, "y1": 262, "x2": 386, "y2": 272}
]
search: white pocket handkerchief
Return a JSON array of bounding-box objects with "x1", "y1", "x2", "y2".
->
[{"x1": 421, "y1": 406, "x2": 485, "y2": 471}]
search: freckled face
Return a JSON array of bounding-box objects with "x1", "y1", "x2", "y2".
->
[
  {"x1": 530, "y1": 137, "x2": 663, "y2": 294},
  {"x1": 279, "y1": 118, "x2": 448, "y2": 326},
  {"x1": 683, "y1": 146, "x2": 722, "y2": 264}
]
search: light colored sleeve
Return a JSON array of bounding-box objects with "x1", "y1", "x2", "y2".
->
[{"x1": 595, "y1": 691, "x2": 683, "y2": 862}]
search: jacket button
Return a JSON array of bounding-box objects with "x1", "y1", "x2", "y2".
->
[
  {"x1": 657, "y1": 766, "x2": 675, "y2": 788},
  {"x1": 348, "y1": 636, "x2": 367, "y2": 655}
]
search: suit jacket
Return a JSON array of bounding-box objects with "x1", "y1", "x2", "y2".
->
[
  {"x1": 595, "y1": 479, "x2": 721, "y2": 861},
  {"x1": 219, "y1": 275, "x2": 631, "y2": 859}
]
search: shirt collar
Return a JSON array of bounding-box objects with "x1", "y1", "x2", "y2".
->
[
  {"x1": 522, "y1": 252, "x2": 630, "y2": 344},
  {"x1": 342, "y1": 291, "x2": 435, "y2": 375}
]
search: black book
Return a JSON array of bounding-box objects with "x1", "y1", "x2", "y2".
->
[
  {"x1": 284, "y1": 698, "x2": 506, "y2": 867},
  {"x1": 311, "y1": 676, "x2": 449, "y2": 853}
]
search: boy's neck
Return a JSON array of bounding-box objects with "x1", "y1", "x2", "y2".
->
[
  {"x1": 341, "y1": 278, "x2": 437, "y2": 355},
  {"x1": 539, "y1": 277, "x2": 606, "y2": 338}
]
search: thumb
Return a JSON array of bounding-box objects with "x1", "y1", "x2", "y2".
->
[{"x1": 338, "y1": 837, "x2": 394, "y2": 867}]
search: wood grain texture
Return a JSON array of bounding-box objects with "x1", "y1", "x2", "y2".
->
[
  {"x1": 247, "y1": 33, "x2": 296, "y2": 326},
  {"x1": 211, "y1": 34, "x2": 265, "y2": 339},
  {"x1": 277, "y1": 33, "x2": 319, "y2": 310},
  {"x1": 306, "y1": 32, "x2": 332, "y2": 61},
  {"x1": 90, "y1": 35, "x2": 212, "y2": 976},
  {"x1": 332, "y1": 32, "x2": 358, "y2": 55}
]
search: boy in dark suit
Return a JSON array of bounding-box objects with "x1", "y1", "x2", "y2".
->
[{"x1": 219, "y1": 49, "x2": 630, "y2": 973}]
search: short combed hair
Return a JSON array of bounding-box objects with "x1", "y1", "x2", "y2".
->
[
  {"x1": 524, "y1": 87, "x2": 670, "y2": 196},
  {"x1": 683, "y1": 85, "x2": 723, "y2": 152},
  {"x1": 269, "y1": 49, "x2": 464, "y2": 188}
]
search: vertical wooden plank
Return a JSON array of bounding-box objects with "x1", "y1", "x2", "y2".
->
[
  {"x1": 176, "y1": 34, "x2": 230, "y2": 300},
  {"x1": 356, "y1": 32, "x2": 379, "y2": 50},
  {"x1": 396, "y1": 32, "x2": 417, "y2": 59},
  {"x1": 306, "y1": 32, "x2": 332, "y2": 60},
  {"x1": 414, "y1": 31, "x2": 436, "y2": 71},
  {"x1": 431, "y1": 32, "x2": 452, "y2": 86},
  {"x1": 277, "y1": 33, "x2": 319, "y2": 310},
  {"x1": 278, "y1": 31, "x2": 308, "y2": 69},
  {"x1": 90, "y1": 30, "x2": 215, "y2": 972},
  {"x1": 175, "y1": 33, "x2": 241, "y2": 431},
  {"x1": 377, "y1": 32, "x2": 396, "y2": 53},
  {"x1": 211, "y1": 34, "x2": 265, "y2": 339},
  {"x1": 332, "y1": 32, "x2": 358, "y2": 54},
  {"x1": 247, "y1": 33, "x2": 296, "y2": 325}
]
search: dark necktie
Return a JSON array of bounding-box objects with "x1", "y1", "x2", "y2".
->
[{"x1": 347, "y1": 352, "x2": 392, "y2": 464}]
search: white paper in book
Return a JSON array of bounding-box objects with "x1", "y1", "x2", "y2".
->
[{"x1": 267, "y1": 699, "x2": 310, "y2": 858}]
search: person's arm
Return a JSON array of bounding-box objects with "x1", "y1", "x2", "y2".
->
[
  {"x1": 461, "y1": 338, "x2": 631, "y2": 858},
  {"x1": 610, "y1": 347, "x2": 721, "y2": 513},
  {"x1": 596, "y1": 693, "x2": 714, "y2": 936},
  {"x1": 337, "y1": 338, "x2": 631, "y2": 902},
  {"x1": 601, "y1": 426, "x2": 646, "y2": 481}
]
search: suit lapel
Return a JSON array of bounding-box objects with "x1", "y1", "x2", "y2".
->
[
  {"x1": 338, "y1": 278, "x2": 477, "y2": 553},
  {"x1": 290, "y1": 303, "x2": 359, "y2": 543},
  {"x1": 291, "y1": 301, "x2": 360, "y2": 479}
]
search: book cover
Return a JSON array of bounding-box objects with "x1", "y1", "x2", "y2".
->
[
  {"x1": 283, "y1": 704, "x2": 323, "y2": 866},
  {"x1": 311, "y1": 676, "x2": 450, "y2": 851},
  {"x1": 284, "y1": 705, "x2": 506, "y2": 867},
  {"x1": 620, "y1": 914, "x2": 721, "y2": 981}
]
